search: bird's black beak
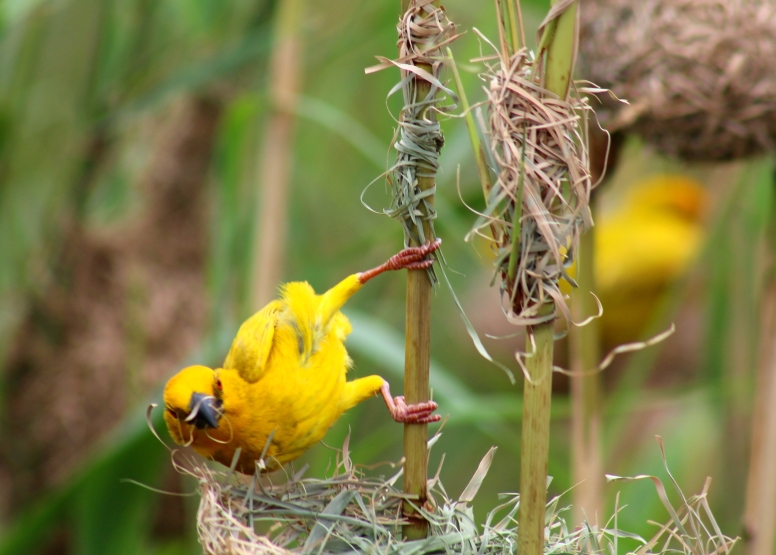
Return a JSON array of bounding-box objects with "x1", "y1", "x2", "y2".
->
[{"x1": 186, "y1": 393, "x2": 222, "y2": 429}]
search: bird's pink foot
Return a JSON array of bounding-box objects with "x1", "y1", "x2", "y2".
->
[
  {"x1": 380, "y1": 381, "x2": 441, "y2": 424},
  {"x1": 358, "y1": 239, "x2": 441, "y2": 284}
]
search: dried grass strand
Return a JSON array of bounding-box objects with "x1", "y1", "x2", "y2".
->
[{"x1": 470, "y1": 44, "x2": 593, "y2": 327}]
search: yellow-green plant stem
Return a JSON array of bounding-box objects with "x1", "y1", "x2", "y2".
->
[
  {"x1": 742, "y1": 205, "x2": 776, "y2": 554},
  {"x1": 448, "y1": 49, "x2": 491, "y2": 202},
  {"x1": 403, "y1": 265, "x2": 432, "y2": 540},
  {"x1": 540, "y1": 0, "x2": 577, "y2": 100},
  {"x1": 251, "y1": 0, "x2": 305, "y2": 308},
  {"x1": 570, "y1": 226, "x2": 603, "y2": 527},
  {"x1": 518, "y1": 311, "x2": 555, "y2": 555},
  {"x1": 519, "y1": 2, "x2": 578, "y2": 554},
  {"x1": 400, "y1": 0, "x2": 439, "y2": 541},
  {"x1": 504, "y1": 0, "x2": 524, "y2": 54}
]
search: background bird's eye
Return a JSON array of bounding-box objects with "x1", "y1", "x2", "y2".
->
[{"x1": 216, "y1": 379, "x2": 222, "y2": 390}]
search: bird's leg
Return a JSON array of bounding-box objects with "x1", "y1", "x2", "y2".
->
[
  {"x1": 357, "y1": 239, "x2": 441, "y2": 285},
  {"x1": 380, "y1": 381, "x2": 441, "y2": 424},
  {"x1": 317, "y1": 240, "x2": 441, "y2": 327}
]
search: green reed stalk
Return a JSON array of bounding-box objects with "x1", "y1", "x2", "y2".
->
[
  {"x1": 570, "y1": 225, "x2": 603, "y2": 527},
  {"x1": 518, "y1": 2, "x2": 578, "y2": 554},
  {"x1": 401, "y1": 0, "x2": 439, "y2": 541}
]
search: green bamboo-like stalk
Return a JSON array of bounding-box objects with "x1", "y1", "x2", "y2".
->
[
  {"x1": 403, "y1": 263, "x2": 432, "y2": 541},
  {"x1": 251, "y1": 0, "x2": 304, "y2": 308},
  {"x1": 504, "y1": 0, "x2": 524, "y2": 54},
  {"x1": 518, "y1": 309, "x2": 555, "y2": 555},
  {"x1": 539, "y1": 0, "x2": 577, "y2": 100},
  {"x1": 448, "y1": 49, "x2": 491, "y2": 201},
  {"x1": 569, "y1": 123, "x2": 613, "y2": 528},
  {"x1": 742, "y1": 194, "x2": 776, "y2": 555},
  {"x1": 401, "y1": 0, "x2": 439, "y2": 541},
  {"x1": 452, "y1": 1, "x2": 579, "y2": 550},
  {"x1": 570, "y1": 225, "x2": 603, "y2": 527},
  {"x1": 518, "y1": 2, "x2": 578, "y2": 554}
]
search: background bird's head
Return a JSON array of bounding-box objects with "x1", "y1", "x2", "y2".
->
[
  {"x1": 626, "y1": 175, "x2": 707, "y2": 222},
  {"x1": 163, "y1": 365, "x2": 224, "y2": 445}
]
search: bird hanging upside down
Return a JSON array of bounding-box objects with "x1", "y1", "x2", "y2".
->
[{"x1": 163, "y1": 240, "x2": 442, "y2": 474}]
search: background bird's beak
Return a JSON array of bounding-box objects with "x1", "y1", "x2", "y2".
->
[{"x1": 187, "y1": 393, "x2": 221, "y2": 429}]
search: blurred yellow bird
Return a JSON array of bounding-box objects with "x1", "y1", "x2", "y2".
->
[
  {"x1": 588, "y1": 175, "x2": 706, "y2": 347},
  {"x1": 163, "y1": 241, "x2": 442, "y2": 474}
]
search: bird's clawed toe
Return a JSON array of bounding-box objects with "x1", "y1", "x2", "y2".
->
[
  {"x1": 357, "y1": 239, "x2": 442, "y2": 284},
  {"x1": 402, "y1": 259, "x2": 435, "y2": 271},
  {"x1": 386, "y1": 239, "x2": 442, "y2": 271},
  {"x1": 381, "y1": 384, "x2": 440, "y2": 424},
  {"x1": 394, "y1": 399, "x2": 441, "y2": 424}
]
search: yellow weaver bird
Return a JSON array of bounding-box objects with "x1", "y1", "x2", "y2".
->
[{"x1": 163, "y1": 240, "x2": 442, "y2": 474}]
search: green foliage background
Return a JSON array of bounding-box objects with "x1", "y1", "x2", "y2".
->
[{"x1": 0, "y1": 0, "x2": 772, "y2": 553}]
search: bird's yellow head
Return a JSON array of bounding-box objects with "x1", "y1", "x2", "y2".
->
[
  {"x1": 163, "y1": 365, "x2": 224, "y2": 446},
  {"x1": 627, "y1": 175, "x2": 707, "y2": 221}
]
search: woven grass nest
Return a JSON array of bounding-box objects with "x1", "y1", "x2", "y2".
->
[
  {"x1": 167, "y1": 434, "x2": 736, "y2": 554},
  {"x1": 185, "y1": 440, "x2": 600, "y2": 554},
  {"x1": 580, "y1": 0, "x2": 776, "y2": 161}
]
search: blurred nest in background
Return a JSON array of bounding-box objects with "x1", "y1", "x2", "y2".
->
[{"x1": 581, "y1": 0, "x2": 776, "y2": 161}]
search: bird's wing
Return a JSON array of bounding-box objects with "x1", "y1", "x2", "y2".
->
[{"x1": 223, "y1": 300, "x2": 283, "y2": 383}]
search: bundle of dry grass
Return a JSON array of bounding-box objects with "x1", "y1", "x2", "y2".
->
[
  {"x1": 468, "y1": 38, "x2": 593, "y2": 328},
  {"x1": 188, "y1": 440, "x2": 501, "y2": 554},
  {"x1": 581, "y1": 0, "x2": 776, "y2": 161}
]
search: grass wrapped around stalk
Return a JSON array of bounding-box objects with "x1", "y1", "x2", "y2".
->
[
  {"x1": 460, "y1": 1, "x2": 592, "y2": 553},
  {"x1": 365, "y1": 0, "x2": 459, "y2": 539},
  {"x1": 469, "y1": 23, "x2": 593, "y2": 329}
]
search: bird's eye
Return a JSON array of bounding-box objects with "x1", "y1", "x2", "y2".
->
[
  {"x1": 167, "y1": 407, "x2": 177, "y2": 418},
  {"x1": 216, "y1": 379, "x2": 222, "y2": 390}
]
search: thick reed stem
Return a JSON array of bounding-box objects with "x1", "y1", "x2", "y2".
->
[
  {"x1": 251, "y1": 0, "x2": 304, "y2": 308},
  {"x1": 742, "y1": 265, "x2": 776, "y2": 554},
  {"x1": 403, "y1": 264, "x2": 432, "y2": 539},
  {"x1": 518, "y1": 316, "x2": 554, "y2": 555},
  {"x1": 400, "y1": 0, "x2": 439, "y2": 540},
  {"x1": 519, "y1": 2, "x2": 578, "y2": 554},
  {"x1": 570, "y1": 227, "x2": 603, "y2": 527}
]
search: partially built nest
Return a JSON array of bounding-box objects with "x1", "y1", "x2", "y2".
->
[
  {"x1": 189, "y1": 445, "x2": 533, "y2": 554},
  {"x1": 581, "y1": 0, "x2": 776, "y2": 161},
  {"x1": 190, "y1": 445, "x2": 531, "y2": 554},
  {"x1": 173, "y1": 440, "x2": 736, "y2": 555}
]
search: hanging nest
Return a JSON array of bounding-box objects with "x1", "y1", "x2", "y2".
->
[
  {"x1": 580, "y1": 0, "x2": 776, "y2": 161},
  {"x1": 469, "y1": 39, "x2": 593, "y2": 327}
]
